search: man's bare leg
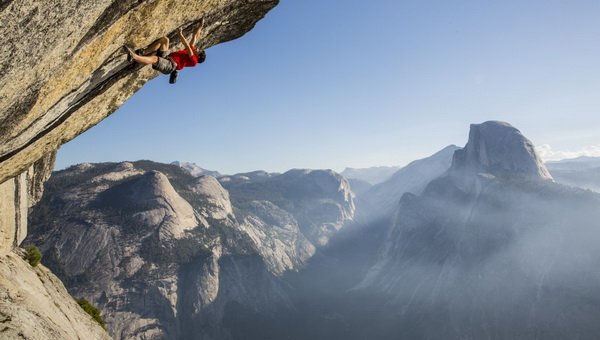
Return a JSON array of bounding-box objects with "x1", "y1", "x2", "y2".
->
[
  {"x1": 124, "y1": 46, "x2": 159, "y2": 65},
  {"x1": 138, "y1": 36, "x2": 170, "y2": 56}
]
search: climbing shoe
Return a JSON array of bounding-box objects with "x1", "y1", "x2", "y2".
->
[{"x1": 169, "y1": 70, "x2": 178, "y2": 84}]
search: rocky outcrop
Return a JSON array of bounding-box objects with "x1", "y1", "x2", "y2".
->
[
  {"x1": 110, "y1": 170, "x2": 202, "y2": 239},
  {"x1": 172, "y1": 161, "x2": 222, "y2": 178},
  {"x1": 222, "y1": 169, "x2": 356, "y2": 247},
  {"x1": 0, "y1": 0, "x2": 277, "y2": 186},
  {"x1": 0, "y1": 250, "x2": 110, "y2": 340},
  {"x1": 451, "y1": 121, "x2": 552, "y2": 180},
  {"x1": 26, "y1": 161, "x2": 353, "y2": 339},
  {"x1": 191, "y1": 175, "x2": 234, "y2": 220}
]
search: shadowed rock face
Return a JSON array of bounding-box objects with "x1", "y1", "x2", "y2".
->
[{"x1": 346, "y1": 172, "x2": 600, "y2": 339}]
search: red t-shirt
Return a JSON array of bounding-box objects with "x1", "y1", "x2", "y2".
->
[{"x1": 168, "y1": 49, "x2": 198, "y2": 70}]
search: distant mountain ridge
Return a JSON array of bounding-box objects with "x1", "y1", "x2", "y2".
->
[
  {"x1": 546, "y1": 156, "x2": 600, "y2": 170},
  {"x1": 546, "y1": 156, "x2": 600, "y2": 192},
  {"x1": 341, "y1": 166, "x2": 401, "y2": 185},
  {"x1": 171, "y1": 161, "x2": 222, "y2": 178},
  {"x1": 220, "y1": 168, "x2": 355, "y2": 247},
  {"x1": 358, "y1": 145, "x2": 460, "y2": 219}
]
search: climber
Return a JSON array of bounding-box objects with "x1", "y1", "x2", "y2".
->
[{"x1": 124, "y1": 18, "x2": 206, "y2": 83}]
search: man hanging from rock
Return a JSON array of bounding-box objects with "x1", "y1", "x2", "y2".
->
[{"x1": 125, "y1": 18, "x2": 206, "y2": 84}]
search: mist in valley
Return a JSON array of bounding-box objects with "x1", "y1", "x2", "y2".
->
[
  {"x1": 222, "y1": 122, "x2": 600, "y2": 340},
  {"x1": 26, "y1": 122, "x2": 600, "y2": 340}
]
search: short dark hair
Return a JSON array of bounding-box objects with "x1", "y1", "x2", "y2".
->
[{"x1": 198, "y1": 50, "x2": 206, "y2": 63}]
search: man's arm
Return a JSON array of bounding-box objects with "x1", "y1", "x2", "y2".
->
[
  {"x1": 178, "y1": 28, "x2": 195, "y2": 57},
  {"x1": 190, "y1": 18, "x2": 204, "y2": 47}
]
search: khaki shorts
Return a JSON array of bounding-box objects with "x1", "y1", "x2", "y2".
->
[{"x1": 152, "y1": 56, "x2": 177, "y2": 74}]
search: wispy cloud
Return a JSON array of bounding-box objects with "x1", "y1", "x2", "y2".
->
[{"x1": 536, "y1": 144, "x2": 600, "y2": 161}]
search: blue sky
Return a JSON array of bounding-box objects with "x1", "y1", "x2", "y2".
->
[{"x1": 56, "y1": 0, "x2": 600, "y2": 174}]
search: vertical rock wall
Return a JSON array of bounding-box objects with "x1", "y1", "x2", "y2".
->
[{"x1": 0, "y1": 152, "x2": 55, "y2": 253}]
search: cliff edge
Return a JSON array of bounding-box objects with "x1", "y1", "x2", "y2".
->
[{"x1": 0, "y1": 0, "x2": 277, "y2": 250}]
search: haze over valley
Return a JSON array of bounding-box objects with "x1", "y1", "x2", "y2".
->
[{"x1": 24, "y1": 121, "x2": 600, "y2": 339}]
